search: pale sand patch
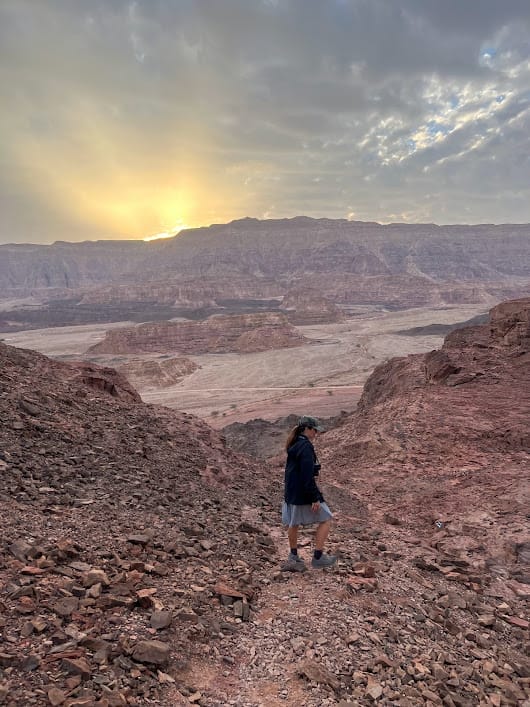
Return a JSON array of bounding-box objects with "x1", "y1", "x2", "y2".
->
[
  {"x1": 2, "y1": 321, "x2": 132, "y2": 356},
  {"x1": 3, "y1": 304, "x2": 487, "y2": 423}
]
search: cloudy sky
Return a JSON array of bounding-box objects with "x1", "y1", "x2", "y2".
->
[{"x1": 1, "y1": 0, "x2": 530, "y2": 243}]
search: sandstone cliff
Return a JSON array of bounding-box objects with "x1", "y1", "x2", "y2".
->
[
  {"x1": 1, "y1": 219, "x2": 529, "y2": 312},
  {"x1": 87, "y1": 312, "x2": 307, "y2": 355},
  {"x1": 77, "y1": 276, "x2": 282, "y2": 309}
]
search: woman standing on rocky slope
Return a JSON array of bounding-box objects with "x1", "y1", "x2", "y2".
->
[{"x1": 282, "y1": 416, "x2": 337, "y2": 571}]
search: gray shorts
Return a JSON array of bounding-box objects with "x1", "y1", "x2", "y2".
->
[{"x1": 282, "y1": 501, "x2": 333, "y2": 527}]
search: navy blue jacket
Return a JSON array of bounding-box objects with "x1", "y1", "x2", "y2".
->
[{"x1": 284, "y1": 434, "x2": 324, "y2": 505}]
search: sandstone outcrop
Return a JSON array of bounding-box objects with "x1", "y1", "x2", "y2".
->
[
  {"x1": 280, "y1": 288, "x2": 343, "y2": 324},
  {"x1": 87, "y1": 312, "x2": 307, "y2": 355},
  {"x1": 221, "y1": 412, "x2": 349, "y2": 460},
  {"x1": 116, "y1": 356, "x2": 199, "y2": 389}
]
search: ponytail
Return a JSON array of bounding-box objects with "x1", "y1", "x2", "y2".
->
[{"x1": 285, "y1": 424, "x2": 304, "y2": 451}]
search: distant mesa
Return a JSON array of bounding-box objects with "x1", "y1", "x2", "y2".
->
[
  {"x1": 77, "y1": 277, "x2": 281, "y2": 309},
  {"x1": 87, "y1": 312, "x2": 308, "y2": 355}
]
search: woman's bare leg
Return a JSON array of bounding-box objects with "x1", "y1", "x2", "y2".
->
[
  {"x1": 288, "y1": 525, "x2": 299, "y2": 550},
  {"x1": 314, "y1": 519, "x2": 331, "y2": 551}
]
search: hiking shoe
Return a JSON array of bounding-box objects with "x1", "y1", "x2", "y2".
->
[
  {"x1": 288, "y1": 552, "x2": 305, "y2": 565},
  {"x1": 281, "y1": 554, "x2": 307, "y2": 572},
  {"x1": 311, "y1": 553, "x2": 337, "y2": 568}
]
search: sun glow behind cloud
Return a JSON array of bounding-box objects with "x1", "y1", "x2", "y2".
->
[
  {"x1": 5, "y1": 93, "x2": 250, "y2": 240},
  {"x1": 143, "y1": 220, "x2": 191, "y2": 241},
  {"x1": 1, "y1": 1, "x2": 530, "y2": 242}
]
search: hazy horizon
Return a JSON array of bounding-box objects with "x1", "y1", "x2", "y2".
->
[
  {"x1": 1, "y1": 1, "x2": 530, "y2": 244},
  {"x1": 2, "y1": 214, "x2": 530, "y2": 249}
]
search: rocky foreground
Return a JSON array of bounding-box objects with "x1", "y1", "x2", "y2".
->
[{"x1": 0, "y1": 299, "x2": 529, "y2": 706}]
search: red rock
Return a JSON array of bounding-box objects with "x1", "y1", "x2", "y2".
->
[
  {"x1": 213, "y1": 582, "x2": 248, "y2": 599},
  {"x1": 82, "y1": 569, "x2": 110, "y2": 588},
  {"x1": 150, "y1": 611, "x2": 173, "y2": 630},
  {"x1": 501, "y1": 615, "x2": 529, "y2": 629},
  {"x1": 131, "y1": 640, "x2": 170, "y2": 665},
  {"x1": 52, "y1": 596, "x2": 79, "y2": 618},
  {"x1": 61, "y1": 657, "x2": 92, "y2": 680},
  {"x1": 47, "y1": 687, "x2": 67, "y2": 706},
  {"x1": 20, "y1": 565, "x2": 46, "y2": 575},
  {"x1": 346, "y1": 577, "x2": 378, "y2": 592}
]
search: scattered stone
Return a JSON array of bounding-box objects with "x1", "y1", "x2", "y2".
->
[
  {"x1": 366, "y1": 676, "x2": 383, "y2": 700},
  {"x1": 501, "y1": 615, "x2": 529, "y2": 629},
  {"x1": 61, "y1": 657, "x2": 92, "y2": 680},
  {"x1": 345, "y1": 576, "x2": 378, "y2": 592},
  {"x1": 9, "y1": 539, "x2": 31, "y2": 562},
  {"x1": 82, "y1": 568, "x2": 110, "y2": 587},
  {"x1": 150, "y1": 610, "x2": 173, "y2": 630},
  {"x1": 297, "y1": 660, "x2": 340, "y2": 691},
  {"x1": 52, "y1": 596, "x2": 79, "y2": 618},
  {"x1": 127, "y1": 534, "x2": 150, "y2": 546},
  {"x1": 47, "y1": 687, "x2": 67, "y2": 706},
  {"x1": 478, "y1": 614, "x2": 496, "y2": 627},
  {"x1": 213, "y1": 582, "x2": 248, "y2": 599},
  {"x1": 132, "y1": 640, "x2": 170, "y2": 666}
]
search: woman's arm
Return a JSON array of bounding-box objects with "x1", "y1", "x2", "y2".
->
[{"x1": 299, "y1": 444, "x2": 324, "y2": 503}]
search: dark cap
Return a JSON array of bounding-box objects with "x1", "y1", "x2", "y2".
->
[{"x1": 298, "y1": 415, "x2": 324, "y2": 432}]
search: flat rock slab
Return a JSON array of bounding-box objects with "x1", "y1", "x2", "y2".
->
[{"x1": 132, "y1": 640, "x2": 170, "y2": 665}]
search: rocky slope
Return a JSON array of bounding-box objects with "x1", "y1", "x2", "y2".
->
[
  {"x1": 87, "y1": 313, "x2": 307, "y2": 356},
  {"x1": 0, "y1": 298, "x2": 529, "y2": 706},
  {"x1": 0, "y1": 342, "x2": 278, "y2": 706}
]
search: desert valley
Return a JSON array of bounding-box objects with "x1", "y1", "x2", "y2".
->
[{"x1": 0, "y1": 218, "x2": 529, "y2": 706}]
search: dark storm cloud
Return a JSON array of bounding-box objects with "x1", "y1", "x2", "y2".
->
[{"x1": 1, "y1": 0, "x2": 530, "y2": 242}]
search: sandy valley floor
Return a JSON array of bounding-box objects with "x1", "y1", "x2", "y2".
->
[{"x1": 3, "y1": 304, "x2": 487, "y2": 424}]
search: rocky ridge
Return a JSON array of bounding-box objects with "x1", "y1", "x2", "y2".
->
[{"x1": 87, "y1": 313, "x2": 307, "y2": 356}]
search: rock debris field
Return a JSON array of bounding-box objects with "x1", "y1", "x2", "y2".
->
[{"x1": 0, "y1": 297, "x2": 529, "y2": 706}]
